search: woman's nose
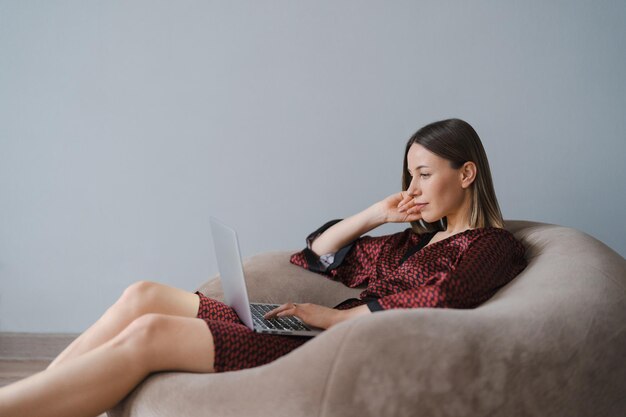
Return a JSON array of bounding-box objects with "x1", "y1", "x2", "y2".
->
[{"x1": 407, "y1": 179, "x2": 421, "y2": 196}]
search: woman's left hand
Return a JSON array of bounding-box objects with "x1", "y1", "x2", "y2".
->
[{"x1": 263, "y1": 302, "x2": 345, "y2": 330}]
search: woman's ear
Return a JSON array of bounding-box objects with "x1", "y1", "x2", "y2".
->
[{"x1": 460, "y1": 161, "x2": 477, "y2": 189}]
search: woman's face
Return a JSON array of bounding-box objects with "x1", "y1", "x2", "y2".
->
[{"x1": 405, "y1": 143, "x2": 474, "y2": 225}]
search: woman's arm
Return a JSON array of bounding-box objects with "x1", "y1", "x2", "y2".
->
[
  {"x1": 266, "y1": 303, "x2": 372, "y2": 330},
  {"x1": 333, "y1": 304, "x2": 372, "y2": 325},
  {"x1": 276, "y1": 193, "x2": 425, "y2": 327},
  {"x1": 310, "y1": 203, "x2": 387, "y2": 256},
  {"x1": 309, "y1": 190, "x2": 425, "y2": 256}
]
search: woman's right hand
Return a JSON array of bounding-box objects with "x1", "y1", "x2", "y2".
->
[{"x1": 376, "y1": 191, "x2": 424, "y2": 224}]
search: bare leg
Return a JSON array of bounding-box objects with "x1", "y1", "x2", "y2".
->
[
  {"x1": 0, "y1": 313, "x2": 215, "y2": 417},
  {"x1": 48, "y1": 281, "x2": 201, "y2": 369}
]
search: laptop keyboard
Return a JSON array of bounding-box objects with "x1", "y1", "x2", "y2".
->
[{"x1": 250, "y1": 303, "x2": 309, "y2": 331}]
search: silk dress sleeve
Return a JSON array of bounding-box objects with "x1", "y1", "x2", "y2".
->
[{"x1": 289, "y1": 218, "x2": 395, "y2": 289}]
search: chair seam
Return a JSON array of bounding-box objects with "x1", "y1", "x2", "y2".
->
[
  {"x1": 585, "y1": 264, "x2": 626, "y2": 294},
  {"x1": 317, "y1": 322, "x2": 357, "y2": 417}
]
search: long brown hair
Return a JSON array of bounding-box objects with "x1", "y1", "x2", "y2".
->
[{"x1": 403, "y1": 118, "x2": 504, "y2": 234}]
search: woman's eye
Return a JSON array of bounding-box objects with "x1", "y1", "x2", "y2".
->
[{"x1": 420, "y1": 174, "x2": 430, "y2": 178}]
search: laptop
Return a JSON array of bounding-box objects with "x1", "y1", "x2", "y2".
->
[{"x1": 209, "y1": 216, "x2": 323, "y2": 337}]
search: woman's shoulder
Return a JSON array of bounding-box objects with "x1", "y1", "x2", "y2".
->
[
  {"x1": 376, "y1": 225, "x2": 524, "y2": 254},
  {"x1": 471, "y1": 226, "x2": 521, "y2": 241},
  {"x1": 412, "y1": 226, "x2": 524, "y2": 252},
  {"x1": 409, "y1": 225, "x2": 516, "y2": 243},
  {"x1": 464, "y1": 227, "x2": 526, "y2": 256},
  {"x1": 469, "y1": 226, "x2": 515, "y2": 237}
]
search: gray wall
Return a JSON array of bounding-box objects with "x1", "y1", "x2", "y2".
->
[{"x1": 1, "y1": 1, "x2": 625, "y2": 333}]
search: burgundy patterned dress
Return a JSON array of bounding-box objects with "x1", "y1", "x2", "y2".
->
[{"x1": 196, "y1": 219, "x2": 527, "y2": 373}]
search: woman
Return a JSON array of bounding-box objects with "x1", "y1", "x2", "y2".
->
[{"x1": 0, "y1": 118, "x2": 527, "y2": 417}]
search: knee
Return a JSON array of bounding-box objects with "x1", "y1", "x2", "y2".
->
[{"x1": 116, "y1": 280, "x2": 160, "y2": 314}]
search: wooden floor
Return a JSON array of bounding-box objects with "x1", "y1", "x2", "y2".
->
[
  {"x1": 0, "y1": 358, "x2": 53, "y2": 388},
  {"x1": 0, "y1": 333, "x2": 108, "y2": 417}
]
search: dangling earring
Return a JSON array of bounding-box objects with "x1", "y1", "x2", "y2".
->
[{"x1": 437, "y1": 217, "x2": 448, "y2": 231}]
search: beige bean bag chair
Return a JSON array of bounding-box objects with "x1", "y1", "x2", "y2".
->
[{"x1": 107, "y1": 220, "x2": 626, "y2": 417}]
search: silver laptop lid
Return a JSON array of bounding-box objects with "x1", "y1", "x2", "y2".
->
[{"x1": 209, "y1": 216, "x2": 255, "y2": 330}]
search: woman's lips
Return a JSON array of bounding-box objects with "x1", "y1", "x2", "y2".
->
[{"x1": 414, "y1": 203, "x2": 428, "y2": 210}]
